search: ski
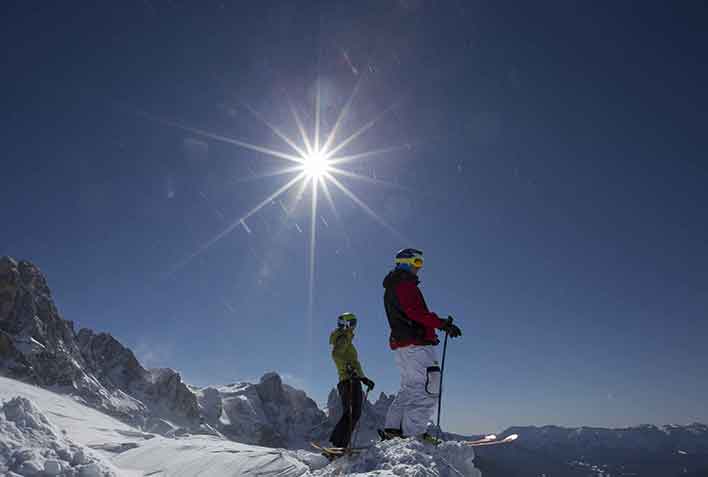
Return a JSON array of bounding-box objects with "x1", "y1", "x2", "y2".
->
[
  {"x1": 462, "y1": 434, "x2": 497, "y2": 445},
  {"x1": 465, "y1": 434, "x2": 518, "y2": 447},
  {"x1": 311, "y1": 442, "x2": 368, "y2": 456}
]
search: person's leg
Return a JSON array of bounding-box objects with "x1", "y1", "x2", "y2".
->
[
  {"x1": 348, "y1": 379, "x2": 364, "y2": 446},
  {"x1": 384, "y1": 349, "x2": 407, "y2": 432},
  {"x1": 398, "y1": 346, "x2": 440, "y2": 438},
  {"x1": 352, "y1": 379, "x2": 364, "y2": 427},
  {"x1": 329, "y1": 380, "x2": 351, "y2": 447}
]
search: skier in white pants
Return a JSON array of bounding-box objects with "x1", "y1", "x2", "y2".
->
[{"x1": 380, "y1": 249, "x2": 462, "y2": 444}]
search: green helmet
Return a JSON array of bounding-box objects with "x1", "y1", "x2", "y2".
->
[{"x1": 337, "y1": 312, "x2": 357, "y2": 329}]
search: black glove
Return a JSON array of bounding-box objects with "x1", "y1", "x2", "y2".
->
[
  {"x1": 440, "y1": 317, "x2": 462, "y2": 338},
  {"x1": 360, "y1": 377, "x2": 375, "y2": 391}
]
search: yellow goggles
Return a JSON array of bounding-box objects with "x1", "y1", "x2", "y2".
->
[{"x1": 396, "y1": 257, "x2": 424, "y2": 268}]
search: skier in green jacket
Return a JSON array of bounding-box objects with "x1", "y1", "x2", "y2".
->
[{"x1": 329, "y1": 312, "x2": 375, "y2": 449}]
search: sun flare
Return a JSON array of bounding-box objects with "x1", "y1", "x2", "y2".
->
[
  {"x1": 302, "y1": 149, "x2": 330, "y2": 178},
  {"x1": 155, "y1": 78, "x2": 409, "y2": 291}
]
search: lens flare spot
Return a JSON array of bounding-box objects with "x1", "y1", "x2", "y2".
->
[{"x1": 303, "y1": 150, "x2": 330, "y2": 178}]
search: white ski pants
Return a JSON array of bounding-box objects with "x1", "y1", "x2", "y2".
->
[{"x1": 385, "y1": 345, "x2": 441, "y2": 437}]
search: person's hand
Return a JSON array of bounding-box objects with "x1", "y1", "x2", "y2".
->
[
  {"x1": 440, "y1": 317, "x2": 462, "y2": 338},
  {"x1": 360, "y1": 377, "x2": 375, "y2": 391}
]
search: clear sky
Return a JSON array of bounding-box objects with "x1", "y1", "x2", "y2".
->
[{"x1": 2, "y1": 2, "x2": 707, "y2": 434}]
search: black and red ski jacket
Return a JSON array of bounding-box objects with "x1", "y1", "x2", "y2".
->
[{"x1": 382, "y1": 269, "x2": 446, "y2": 350}]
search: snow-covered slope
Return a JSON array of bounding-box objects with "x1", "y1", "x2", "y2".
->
[
  {"x1": 1, "y1": 376, "x2": 484, "y2": 476},
  {"x1": 113, "y1": 436, "x2": 311, "y2": 477},
  {"x1": 0, "y1": 376, "x2": 313, "y2": 476},
  {"x1": 0, "y1": 376, "x2": 143, "y2": 476},
  {"x1": 0, "y1": 395, "x2": 124, "y2": 477}
]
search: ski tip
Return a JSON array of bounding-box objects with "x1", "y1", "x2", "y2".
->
[
  {"x1": 504, "y1": 434, "x2": 519, "y2": 442},
  {"x1": 311, "y1": 442, "x2": 368, "y2": 455},
  {"x1": 311, "y1": 442, "x2": 329, "y2": 451}
]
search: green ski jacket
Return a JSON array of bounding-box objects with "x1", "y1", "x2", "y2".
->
[{"x1": 329, "y1": 328, "x2": 365, "y2": 382}]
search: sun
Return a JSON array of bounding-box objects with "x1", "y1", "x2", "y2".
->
[
  {"x1": 154, "y1": 79, "x2": 407, "y2": 281},
  {"x1": 303, "y1": 149, "x2": 330, "y2": 178}
]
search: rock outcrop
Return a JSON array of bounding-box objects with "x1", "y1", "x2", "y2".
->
[{"x1": 194, "y1": 372, "x2": 330, "y2": 449}]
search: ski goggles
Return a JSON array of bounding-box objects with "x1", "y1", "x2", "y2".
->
[
  {"x1": 395, "y1": 256, "x2": 424, "y2": 268},
  {"x1": 338, "y1": 313, "x2": 357, "y2": 328}
]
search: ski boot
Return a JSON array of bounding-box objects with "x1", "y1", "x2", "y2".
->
[
  {"x1": 321, "y1": 451, "x2": 340, "y2": 462},
  {"x1": 378, "y1": 428, "x2": 403, "y2": 441},
  {"x1": 419, "y1": 432, "x2": 443, "y2": 446}
]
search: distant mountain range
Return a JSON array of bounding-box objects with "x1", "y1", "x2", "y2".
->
[
  {"x1": 465, "y1": 423, "x2": 708, "y2": 476},
  {"x1": 1, "y1": 255, "x2": 707, "y2": 476}
]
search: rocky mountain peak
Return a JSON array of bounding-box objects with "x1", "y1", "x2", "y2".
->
[
  {"x1": 0, "y1": 256, "x2": 199, "y2": 432},
  {"x1": 257, "y1": 371, "x2": 287, "y2": 404},
  {"x1": 0, "y1": 256, "x2": 87, "y2": 389}
]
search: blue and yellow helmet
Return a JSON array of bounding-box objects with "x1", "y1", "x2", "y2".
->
[{"x1": 395, "y1": 248, "x2": 424, "y2": 270}]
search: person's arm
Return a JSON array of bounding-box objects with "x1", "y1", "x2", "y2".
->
[
  {"x1": 352, "y1": 358, "x2": 365, "y2": 380},
  {"x1": 395, "y1": 281, "x2": 446, "y2": 329},
  {"x1": 349, "y1": 343, "x2": 374, "y2": 390}
]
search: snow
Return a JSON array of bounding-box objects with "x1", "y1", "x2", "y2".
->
[
  {"x1": 310, "y1": 439, "x2": 481, "y2": 477},
  {"x1": 1, "y1": 376, "x2": 483, "y2": 476},
  {"x1": 1, "y1": 377, "x2": 141, "y2": 447},
  {"x1": 11, "y1": 336, "x2": 46, "y2": 355},
  {"x1": 0, "y1": 377, "x2": 313, "y2": 476},
  {"x1": 0, "y1": 395, "x2": 121, "y2": 476},
  {"x1": 113, "y1": 436, "x2": 309, "y2": 477}
]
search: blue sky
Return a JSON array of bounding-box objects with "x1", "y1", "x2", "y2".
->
[{"x1": 2, "y1": 1, "x2": 707, "y2": 434}]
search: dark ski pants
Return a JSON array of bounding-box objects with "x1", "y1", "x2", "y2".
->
[{"x1": 329, "y1": 378, "x2": 363, "y2": 448}]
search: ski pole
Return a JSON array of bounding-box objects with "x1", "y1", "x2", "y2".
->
[
  {"x1": 436, "y1": 329, "x2": 450, "y2": 440},
  {"x1": 347, "y1": 374, "x2": 354, "y2": 454}
]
